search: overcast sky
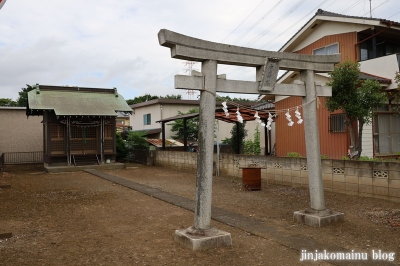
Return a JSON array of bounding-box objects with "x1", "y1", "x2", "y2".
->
[{"x1": 1, "y1": 0, "x2": 400, "y2": 101}]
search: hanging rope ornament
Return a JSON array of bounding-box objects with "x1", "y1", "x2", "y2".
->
[
  {"x1": 222, "y1": 101, "x2": 229, "y2": 117},
  {"x1": 295, "y1": 107, "x2": 303, "y2": 124},
  {"x1": 254, "y1": 111, "x2": 261, "y2": 124},
  {"x1": 266, "y1": 112, "x2": 273, "y2": 130},
  {"x1": 285, "y1": 109, "x2": 294, "y2": 127},
  {"x1": 236, "y1": 107, "x2": 243, "y2": 123},
  {"x1": 215, "y1": 93, "x2": 318, "y2": 129}
]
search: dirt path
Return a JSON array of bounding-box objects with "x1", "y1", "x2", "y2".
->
[{"x1": 1, "y1": 164, "x2": 399, "y2": 265}]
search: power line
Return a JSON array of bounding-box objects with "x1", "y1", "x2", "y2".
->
[
  {"x1": 340, "y1": 0, "x2": 363, "y2": 15},
  {"x1": 260, "y1": 0, "x2": 333, "y2": 50},
  {"x1": 246, "y1": 0, "x2": 307, "y2": 47},
  {"x1": 361, "y1": 0, "x2": 389, "y2": 17},
  {"x1": 221, "y1": 0, "x2": 266, "y2": 43},
  {"x1": 387, "y1": 9, "x2": 400, "y2": 19},
  {"x1": 232, "y1": 0, "x2": 285, "y2": 45}
]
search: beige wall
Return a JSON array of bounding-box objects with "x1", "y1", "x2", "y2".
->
[
  {"x1": 290, "y1": 20, "x2": 369, "y2": 52},
  {"x1": 0, "y1": 108, "x2": 43, "y2": 154},
  {"x1": 130, "y1": 103, "x2": 199, "y2": 139},
  {"x1": 359, "y1": 54, "x2": 399, "y2": 90}
]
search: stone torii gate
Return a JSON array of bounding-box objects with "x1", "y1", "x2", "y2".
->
[{"x1": 158, "y1": 29, "x2": 344, "y2": 250}]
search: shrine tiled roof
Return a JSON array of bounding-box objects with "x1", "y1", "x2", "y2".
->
[{"x1": 27, "y1": 85, "x2": 132, "y2": 116}]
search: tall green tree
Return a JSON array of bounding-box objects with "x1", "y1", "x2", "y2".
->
[
  {"x1": 326, "y1": 60, "x2": 387, "y2": 159},
  {"x1": 253, "y1": 126, "x2": 261, "y2": 155},
  {"x1": 222, "y1": 122, "x2": 247, "y2": 154},
  {"x1": 169, "y1": 108, "x2": 199, "y2": 141},
  {"x1": 17, "y1": 84, "x2": 36, "y2": 106},
  {"x1": 243, "y1": 127, "x2": 261, "y2": 155}
]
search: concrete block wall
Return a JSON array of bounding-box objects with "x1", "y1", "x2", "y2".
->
[
  {"x1": 155, "y1": 151, "x2": 400, "y2": 203},
  {"x1": 0, "y1": 108, "x2": 43, "y2": 155}
]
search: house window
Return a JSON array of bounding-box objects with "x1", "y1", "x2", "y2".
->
[
  {"x1": 143, "y1": 114, "x2": 151, "y2": 125},
  {"x1": 360, "y1": 41, "x2": 373, "y2": 61},
  {"x1": 313, "y1": 43, "x2": 339, "y2": 55},
  {"x1": 329, "y1": 114, "x2": 346, "y2": 133},
  {"x1": 374, "y1": 112, "x2": 400, "y2": 155}
]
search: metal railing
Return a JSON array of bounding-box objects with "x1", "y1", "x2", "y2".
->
[{"x1": 2, "y1": 151, "x2": 43, "y2": 165}]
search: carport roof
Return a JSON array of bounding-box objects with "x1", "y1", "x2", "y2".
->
[{"x1": 156, "y1": 102, "x2": 275, "y2": 124}]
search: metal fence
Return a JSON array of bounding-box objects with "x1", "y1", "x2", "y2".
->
[
  {"x1": 1, "y1": 151, "x2": 43, "y2": 165},
  {"x1": 127, "y1": 149, "x2": 149, "y2": 165}
]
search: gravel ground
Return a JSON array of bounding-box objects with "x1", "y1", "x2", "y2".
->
[{"x1": 0, "y1": 163, "x2": 399, "y2": 265}]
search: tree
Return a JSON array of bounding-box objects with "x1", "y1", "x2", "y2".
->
[
  {"x1": 243, "y1": 127, "x2": 261, "y2": 155},
  {"x1": 253, "y1": 126, "x2": 261, "y2": 155},
  {"x1": 389, "y1": 71, "x2": 400, "y2": 113},
  {"x1": 326, "y1": 60, "x2": 387, "y2": 159},
  {"x1": 17, "y1": 84, "x2": 37, "y2": 106},
  {"x1": 0, "y1": 98, "x2": 17, "y2": 106},
  {"x1": 216, "y1": 95, "x2": 259, "y2": 102},
  {"x1": 126, "y1": 94, "x2": 182, "y2": 105},
  {"x1": 244, "y1": 139, "x2": 254, "y2": 155},
  {"x1": 169, "y1": 108, "x2": 199, "y2": 141},
  {"x1": 163, "y1": 94, "x2": 181, "y2": 99},
  {"x1": 126, "y1": 131, "x2": 149, "y2": 150},
  {"x1": 222, "y1": 122, "x2": 247, "y2": 154},
  {"x1": 116, "y1": 132, "x2": 129, "y2": 162},
  {"x1": 126, "y1": 94, "x2": 159, "y2": 105}
]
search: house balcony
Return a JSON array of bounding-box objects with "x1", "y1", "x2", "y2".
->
[{"x1": 359, "y1": 53, "x2": 400, "y2": 91}]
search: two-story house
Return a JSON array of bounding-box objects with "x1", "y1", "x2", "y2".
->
[
  {"x1": 269, "y1": 9, "x2": 400, "y2": 159},
  {"x1": 129, "y1": 98, "x2": 273, "y2": 153}
]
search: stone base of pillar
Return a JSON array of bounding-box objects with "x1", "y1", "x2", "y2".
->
[
  {"x1": 293, "y1": 208, "x2": 344, "y2": 227},
  {"x1": 174, "y1": 226, "x2": 232, "y2": 251}
]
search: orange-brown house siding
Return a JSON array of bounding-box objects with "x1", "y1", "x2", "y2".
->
[
  {"x1": 274, "y1": 32, "x2": 357, "y2": 159},
  {"x1": 275, "y1": 97, "x2": 348, "y2": 159},
  {"x1": 294, "y1": 32, "x2": 357, "y2": 62}
]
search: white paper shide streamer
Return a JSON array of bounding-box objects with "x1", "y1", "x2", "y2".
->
[
  {"x1": 285, "y1": 109, "x2": 294, "y2": 126},
  {"x1": 295, "y1": 107, "x2": 303, "y2": 124}
]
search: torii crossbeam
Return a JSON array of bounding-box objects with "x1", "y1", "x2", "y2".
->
[{"x1": 158, "y1": 29, "x2": 344, "y2": 250}]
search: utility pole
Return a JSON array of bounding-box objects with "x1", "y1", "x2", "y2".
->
[{"x1": 370, "y1": 0, "x2": 372, "y2": 18}]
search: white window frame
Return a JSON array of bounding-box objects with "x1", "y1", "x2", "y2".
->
[
  {"x1": 373, "y1": 112, "x2": 400, "y2": 155},
  {"x1": 313, "y1": 43, "x2": 339, "y2": 55},
  {"x1": 143, "y1": 113, "x2": 151, "y2": 125}
]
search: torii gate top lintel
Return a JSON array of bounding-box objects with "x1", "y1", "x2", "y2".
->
[
  {"x1": 158, "y1": 29, "x2": 341, "y2": 72},
  {"x1": 158, "y1": 29, "x2": 341, "y2": 96}
]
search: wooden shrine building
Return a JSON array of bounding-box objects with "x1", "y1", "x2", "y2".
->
[{"x1": 26, "y1": 85, "x2": 132, "y2": 166}]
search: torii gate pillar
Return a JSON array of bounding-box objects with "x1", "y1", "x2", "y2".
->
[
  {"x1": 174, "y1": 60, "x2": 232, "y2": 250},
  {"x1": 292, "y1": 70, "x2": 344, "y2": 226},
  {"x1": 159, "y1": 29, "x2": 344, "y2": 250},
  {"x1": 302, "y1": 70, "x2": 325, "y2": 211}
]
